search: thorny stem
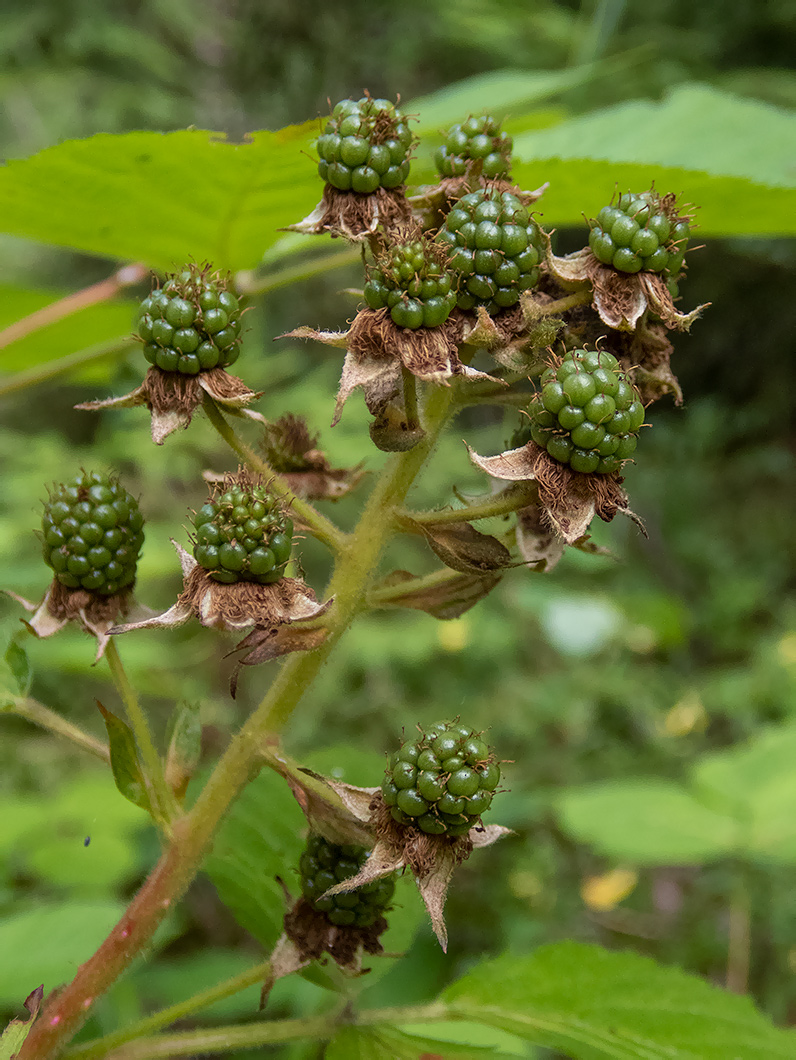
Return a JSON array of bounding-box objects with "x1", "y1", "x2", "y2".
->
[
  {"x1": 401, "y1": 481, "x2": 538, "y2": 527},
  {"x1": 104, "y1": 639, "x2": 175, "y2": 830},
  {"x1": 66, "y1": 960, "x2": 272, "y2": 1059},
  {"x1": 19, "y1": 381, "x2": 456, "y2": 1060},
  {"x1": 7, "y1": 696, "x2": 110, "y2": 762},
  {"x1": 200, "y1": 393, "x2": 346, "y2": 553},
  {"x1": 0, "y1": 263, "x2": 148, "y2": 352}
]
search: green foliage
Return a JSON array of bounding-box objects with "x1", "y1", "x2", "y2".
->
[
  {"x1": 442, "y1": 941, "x2": 796, "y2": 1058},
  {"x1": 97, "y1": 703, "x2": 152, "y2": 811},
  {"x1": 556, "y1": 724, "x2": 796, "y2": 866}
]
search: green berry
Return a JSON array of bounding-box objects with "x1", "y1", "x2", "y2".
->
[
  {"x1": 439, "y1": 188, "x2": 544, "y2": 315},
  {"x1": 317, "y1": 97, "x2": 414, "y2": 193},
  {"x1": 527, "y1": 349, "x2": 646, "y2": 475},
  {"x1": 190, "y1": 477, "x2": 293, "y2": 584},
  {"x1": 435, "y1": 114, "x2": 512, "y2": 180},
  {"x1": 366, "y1": 233, "x2": 456, "y2": 330},
  {"x1": 588, "y1": 190, "x2": 692, "y2": 276},
  {"x1": 136, "y1": 264, "x2": 243, "y2": 375},
  {"x1": 299, "y1": 834, "x2": 395, "y2": 928},
  {"x1": 42, "y1": 471, "x2": 144, "y2": 595},
  {"x1": 383, "y1": 721, "x2": 500, "y2": 835}
]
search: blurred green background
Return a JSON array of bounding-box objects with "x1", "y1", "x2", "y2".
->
[{"x1": 1, "y1": 0, "x2": 795, "y2": 1056}]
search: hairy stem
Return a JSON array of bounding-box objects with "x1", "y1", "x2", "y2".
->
[
  {"x1": 20, "y1": 382, "x2": 455, "y2": 1060},
  {"x1": 201, "y1": 393, "x2": 346, "y2": 553},
  {"x1": 66, "y1": 960, "x2": 272, "y2": 1059},
  {"x1": 401, "y1": 481, "x2": 538, "y2": 527},
  {"x1": 105, "y1": 639, "x2": 175, "y2": 829},
  {"x1": 8, "y1": 696, "x2": 110, "y2": 762}
]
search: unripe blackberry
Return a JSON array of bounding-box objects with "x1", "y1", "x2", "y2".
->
[
  {"x1": 137, "y1": 265, "x2": 242, "y2": 375},
  {"x1": 299, "y1": 834, "x2": 395, "y2": 927},
  {"x1": 381, "y1": 721, "x2": 500, "y2": 836},
  {"x1": 41, "y1": 471, "x2": 144, "y2": 595},
  {"x1": 434, "y1": 114, "x2": 512, "y2": 180},
  {"x1": 364, "y1": 234, "x2": 457, "y2": 329},
  {"x1": 437, "y1": 188, "x2": 544, "y2": 314},
  {"x1": 317, "y1": 97, "x2": 414, "y2": 194},
  {"x1": 191, "y1": 482, "x2": 293, "y2": 585},
  {"x1": 588, "y1": 191, "x2": 691, "y2": 276},
  {"x1": 530, "y1": 349, "x2": 646, "y2": 475}
]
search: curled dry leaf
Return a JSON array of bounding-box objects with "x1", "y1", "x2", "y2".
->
[
  {"x1": 372, "y1": 568, "x2": 502, "y2": 620},
  {"x1": 546, "y1": 245, "x2": 708, "y2": 333},
  {"x1": 76, "y1": 367, "x2": 262, "y2": 445},
  {"x1": 285, "y1": 183, "x2": 411, "y2": 241},
  {"x1": 3, "y1": 582, "x2": 154, "y2": 663},
  {"x1": 400, "y1": 516, "x2": 514, "y2": 575}
]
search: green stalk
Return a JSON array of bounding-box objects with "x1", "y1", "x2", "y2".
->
[
  {"x1": 19, "y1": 382, "x2": 455, "y2": 1060},
  {"x1": 8, "y1": 696, "x2": 110, "y2": 762},
  {"x1": 401, "y1": 481, "x2": 538, "y2": 527},
  {"x1": 66, "y1": 960, "x2": 272, "y2": 1059},
  {"x1": 200, "y1": 393, "x2": 346, "y2": 553},
  {"x1": 104, "y1": 639, "x2": 175, "y2": 829}
]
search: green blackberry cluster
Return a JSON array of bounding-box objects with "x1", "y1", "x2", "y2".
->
[
  {"x1": 299, "y1": 834, "x2": 395, "y2": 928},
  {"x1": 137, "y1": 266, "x2": 242, "y2": 375},
  {"x1": 316, "y1": 97, "x2": 414, "y2": 194},
  {"x1": 41, "y1": 471, "x2": 144, "y2": 595},
  {"x1": 588, "y1": 191, "x2": 690, "y2": 277},
  {"x1": 437, "y1": 189, "x2": 544, "y2": 314},
  {"x1": 382, "y1": 721, "x2": 500, "y2": 836},
  {"x1": 529, "y1": 349, "x2": 646, "y2": 475},
  {"x1": 434, "y1": 115, "x2": 512, "y2": 180},
  {"x1": 191, "y1": 482, "x2": 293, "y2": 584},
  {"x1": 364, "y1": 236, "x2": 456, "y2": 329}
]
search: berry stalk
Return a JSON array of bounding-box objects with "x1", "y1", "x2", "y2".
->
[{"x1": 20, "y1": 382, "x2": 456, "y2": 1060}]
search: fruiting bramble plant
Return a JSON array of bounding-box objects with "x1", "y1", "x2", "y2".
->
[{"x1": 6, "y1": 92, "x2": 756, "y2": 1060}]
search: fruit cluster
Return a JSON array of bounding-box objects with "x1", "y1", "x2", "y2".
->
[
  {"x1": 317, "y1": 97, "x2": 414, "y2": 194},
  {"x1": 137, "y1": 267, "x2": 242, "y2": 375},
  {"x1": 434, "y1": 115, "x2": 513, "y2": 180},
  {"x1": 299, "y1": 834, "x2": 395, "y2": 928},
  {"x1": 588, "y1": 192, "x2": 690, "y2": 276},
  {"x1": 381, "y1": 721, "x2": 500, "y2": 836},
  {"x1": 42, "y1": 471, "x2": 144, "y2": 595},
  {"x1": 364, "y1": 236, "x2": 457, "y2": 329},
  {"x1": 529, "y1": 349, "x2": 645, "y2": 474},
  {"x1": 437, "y1": 188, "x2": 544, "y2": 314},
  {"x1": 191, "y1": 482, "x2": 293, "y2": 584}
]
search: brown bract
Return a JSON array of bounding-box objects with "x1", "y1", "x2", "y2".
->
[
  {"x1": 3, "y1": 580, "x2": 152, "y2": 662},
  {"x1": 468, "y1": 441, "x2": 644, "y2": 545},
  {"x1": 282, "y1": 308, "x2": 498, "y2": 426},
  {"x1": 286, "y1": 184, "x2": 411, "y2": 242},
  {"x1": 75, "y1": 366, "x2": 262, "y2": 445},
  {"x1": 108, "y1": 542, "x2": 331, "y2": 674},
  {"x1": 547, "y1": 245, "x2": 708, "y2": 333}
]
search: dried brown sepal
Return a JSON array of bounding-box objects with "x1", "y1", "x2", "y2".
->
[
  {"x1": 516, "y1": 503, "x2": 566, "y2": 572},
  {"x1": 75, "y1": 367, "x2": 262, "y2": 445},
  {"x1": 269, "y1": 758, "x2": 378, "y2": 848},
  {"x1": 227, "y1": 624, "x2": 329, "y2": 698},
  {"x1": 546, "y1": 244, "x2": 708, "y2": 333},
  {"x1": 286, "y1": 184, "x2": 411, "y2": 242},
  {"x1": 3, "y1": 582, "x2": 153, "y2": 663},
  {"x1": 468, "y1": 442, "x2": 644, "y2": 544},
  {"x1": 258, "y1": 413, "x2": 365, "y2": 499},
  {"x1": 372, "y1": 569, "x2": 502, "y2": 620},
  {"x1": 401, "y1": 516, "x2": 514, "y2": 575},
  {"x1": 616, "y1": 320, "x2": 682, "y2": 405}
]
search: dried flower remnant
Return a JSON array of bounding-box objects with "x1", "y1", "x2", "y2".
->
[
  {"x1": 259, "y1": 413, "x2": 365, "y2": 500},
  {"x1": 76, "y1": 264, "x2": 261, "y2": 444}
]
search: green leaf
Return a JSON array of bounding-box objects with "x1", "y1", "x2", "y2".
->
[
  {"x1": 0, "y1": 123, "x2": 321, "y2": 273},
  {"x1": 0, "y1": 901, "x2": 124, "y2": 1005},
  {"x1": 4, "y1": 637, "x2": 31, "y2": 696},
  {"x1": 164, "y1": 701, "x2": 202, "y2": 799},
  {"x1": 202, "y1": 768, "x2": 306, "y2": 948},
  {"x1": 443, "y1": 941, "x2": 796, "y2": 1059},
  {"x1": 509, "y1": 84, "x2": 796, "y2": 235},
  {"x1": 96, "y1": 701, "x2": 152, "y2": 812},
  {"x1": 326, "y1": 1025, "x2": 516, "y2": 1060},
  {"x1": 0, "y1": 986, "x2": 42, "y2": 1060},
  {"x1": 555, "y1": 779, "x2": 738, "y2": 864}
]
